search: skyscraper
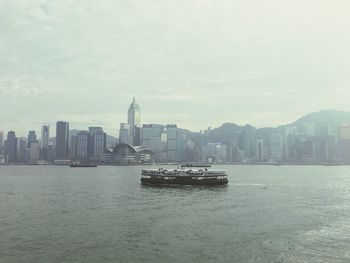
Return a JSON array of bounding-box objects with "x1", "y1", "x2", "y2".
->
[
  {"x1": 6, "y1": 131, "x2": 17, "y2": 163},
  {"x1": 56, "y1": 121, "x2": 69, "y2": 159},
  {"x1": 339, "y1": 125, "x2": 350, "y2": 164},
  {"x1": 27, "y1": 131, "x2": 37, "y2": 147},
  {"x1": 0, "y1": 130, "x2": 3, "y2": 154},
  {"x1": 41, "y1": 125, "x2": 50, "y2": 149},
  {"x1": 88, "y1": 127, "x2": 106, "y2": 160},
  {"x1": 76, "y1": 131, "x2": 88, "y2": 160},
  {"x1": 127, "y1": 97, "x2": 141, "y2": 145},
  {"x1": 119, "y1": 123, "x2": 133, "y2": 145}
]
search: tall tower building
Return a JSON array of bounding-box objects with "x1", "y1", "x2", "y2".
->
[
  {"x1": 56, "y1": 121, "x2": 69, "y2": 159},
  {"x1": 0, "y1": 130, "x2": 3, "y2": 154},
  {"x1": 27, "y1": 131, "x2": 37, "y2": 147},
  {"x1": 88, "y1": 127, "x2": 106, "y2": 160},
  {"x1": 76, "y1": 131, "x2": 89, "y2": 160},
  {"x1": 41, "y1": 125, "x2": 50, "y2": 149},
  {"x1": 127, "y1": 97, "x2": 141, "y2": 145},
  {"x1": 6, "y1": 131, "x2": 17, "y2": 163}
]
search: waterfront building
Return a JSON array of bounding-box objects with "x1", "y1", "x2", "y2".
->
[
  {"x1": 166, "y1": 124, "x2": 178, "y2": 162},
  {"x1": 29, "y1": 142, "x2": 40, "y2": 163},
  {"x1": 242, "y1": 125, "x2": 256, "y2": 159},
  {"x1": 270, "y1": 133, "x2": 283, "y2": 162},
  {"x1": 119, "y1": 123, "x2": 133, "y2": 145},
  {"x1": 88, "y1": 127, "x2": 106, "y2": 160},
  {"x1": 202, "y1": 143, "x2": 228, "y2": 163},
  {"x1": 339, "y1": 125, "x2": 350, "y2": 164},
  {"x1": 41, "y1": 125, "x2": 50, "y2": 149},
  {"x1": 6, "y1": 131, "x2": 17, "y2": 163},
  {"x1": 76, "y1": 131, "x2": 89, "y2": 160},
  {"x1": 142, "y1": 124, "x2": 165, "y2": 160},
  {"x1": 255, "y1": 137, "x2": 264, "y2": 162},
  {"x1": 127, "y1": 97, "x2": 141, "y2": 145},
  {"x1": 27, "y1": 131, "x2": 37, "y2": 147},
  {"x1": 0, "y1": 130, "x2": 3, "y2": 154},
  {"x1": 19, "y1": 139, "x2": 27, "y2": 162},
  {"x1": 56, "y1": 121, "x2": 69, "y2": 159}
]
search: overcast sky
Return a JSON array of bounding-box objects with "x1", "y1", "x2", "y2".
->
[{"x1": 1, "y1": 0, "x2": 350, "y2": 136}]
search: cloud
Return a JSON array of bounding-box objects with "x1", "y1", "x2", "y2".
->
[{"x1": 0, "y1": 0, "x2": 350, "y2": 136}]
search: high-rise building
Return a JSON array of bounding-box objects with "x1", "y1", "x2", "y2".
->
[
  {"x1": 6, "y1": 131, "x2": 17, "y2": 163},
  {"x1": 242, "y1": 125, "x2": 256, "y2": 158},
  {"x1": 56, "y1": 121, "x2": 69, "y2": 159},
  {"x1": 270, "y1": 133, "x2": 283, "y2": 162},
  {"x1": 255, "y1": 137, "x2": 264, "y2": 162},
  {"x1": 0, "y1": 130, "x2": 3, "y2": 154},
  {"x1": 19, "y1": 139, "x2": 27, "y2": 162},
  {"x1": 339, "y1": 125, "x2": 350, "y2": 164},
  {"x1": 29, "y1": 142, "x2": 40, "y2": 163},
  {"x1": 119, "y1": 123, "x2": 133, "y2": 145},
  {"x1": 41, "y1": 125, "x2": 50, "y2": 149},
  {"x1": 88, "y1": 127, "x2": 106, "y2": 160},
  {"x1": 127, "y1": 97, "x2": 141, "y2": 145},
  {"x1": 166, "y1": 124, "x2": 178, "y2": 162},
  {"x1": 27, "y1": 131, "x2": 37, "y2": 147},
  {"x1": 76, "y1": 131, "x2": 88, "y2": 160},
  {"x1": 142, "y1": 124, "x2": 164, "y2": 157}
]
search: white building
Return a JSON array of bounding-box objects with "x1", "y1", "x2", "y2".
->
[{"x1": 127, "y1": 97, "x2": 141, "y2": 144}]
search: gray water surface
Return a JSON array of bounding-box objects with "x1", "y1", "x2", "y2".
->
[{"x1": 1, "y1": 165, "x2": 350, "y2": 263}]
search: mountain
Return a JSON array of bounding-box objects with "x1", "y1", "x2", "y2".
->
[{"x1": 292, "y1": 110, "x2": 350, "y2": 127}]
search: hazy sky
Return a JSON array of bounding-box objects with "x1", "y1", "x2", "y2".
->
[{"x1": 1, "y1": 0, "x2": 350, "y2": 136}]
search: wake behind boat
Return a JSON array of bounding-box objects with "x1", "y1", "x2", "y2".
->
[{"x1": 141, "y1": 167, "x2": 228, "y2": 186}]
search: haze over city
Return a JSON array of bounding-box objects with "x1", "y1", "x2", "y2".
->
[{"x1": 1, "y1": 0, "x2": 350, "y2": 135}]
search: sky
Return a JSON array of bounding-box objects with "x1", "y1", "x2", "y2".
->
[{"x1": 1, "y1": 0, "x2": 350, "y2": 136}]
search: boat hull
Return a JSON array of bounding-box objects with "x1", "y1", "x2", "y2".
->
[{"x1": 141, "y1": 176, "x2": 228, "y2": 186}]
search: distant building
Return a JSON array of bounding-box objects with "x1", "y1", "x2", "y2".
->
[
  {"x1": 270, "y1": 133, "x2": 283, "y2": 162},
  {"x1": 27, "y1": 131, "x2": 37, "y2": 147},
  {"x1": 339, "y1": 125, "x2": 350, "y2": 164},
  {"x1": 88, "y1": 127, "x2": 106, "y2": 161},
  {"x1": 119, "y1": 123, "x2": 133, "y2": 145},
  {"x1": 166, "y1": 124, "x2": 178, "y2": 162},
  {"x1": 255, "y1": 137, "x2": 264, "y2": 162},
  {"x1": 56, "y1": 121, "x2": 69, "y2": 159},
  {"x1": 75, "y1": 131, "x2": 89, "y2": 160},
  {"x1": 202, "y1": 143, "x2": 228, "y2": 163},
  {"x1": 6, "y1": 131, "x2": 17, "y2": 163},
  {"x1": 41, "y1": 125, "x2": 50, "y2": 149},
  {"x1": 303, "y1": 122, "x2": 316, "y2": 136},
  {"x1": 0, "y1": 130, "x2": 3, "y2": 154},
  {"x1": 127, "y1": 97, "x2": 141, "y2": 145},
  {"x1": 142, "y1": 124, "x2": 166, "y2": 160},
  {"x1": 242, "y1": 125, "x2": 256, "y2": 159},
  {"x1": 29, "y1": 142, "x2": 40, "y2": 163},
  {"x1": 107, "y1": 144, "x2": 153, "y2": 164},
  {"x1": 19, "y1": 139, "x2": 27, "y2": 162}
]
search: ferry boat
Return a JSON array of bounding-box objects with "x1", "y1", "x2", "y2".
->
[{"x1": 141, "y1": 168, "x2": 228, "y2": 186}]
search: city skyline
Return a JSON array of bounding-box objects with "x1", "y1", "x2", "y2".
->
[
  {"x1": 1, "y1": 1, "x2": 350, "y2": 135},
  {"x1": 1, "y1": 107, "x2": 349, "y2": 138}
]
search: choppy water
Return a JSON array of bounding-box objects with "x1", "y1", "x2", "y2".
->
[{"x1": 0, "y1": 165, "x2": 350, "y2": 263}]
